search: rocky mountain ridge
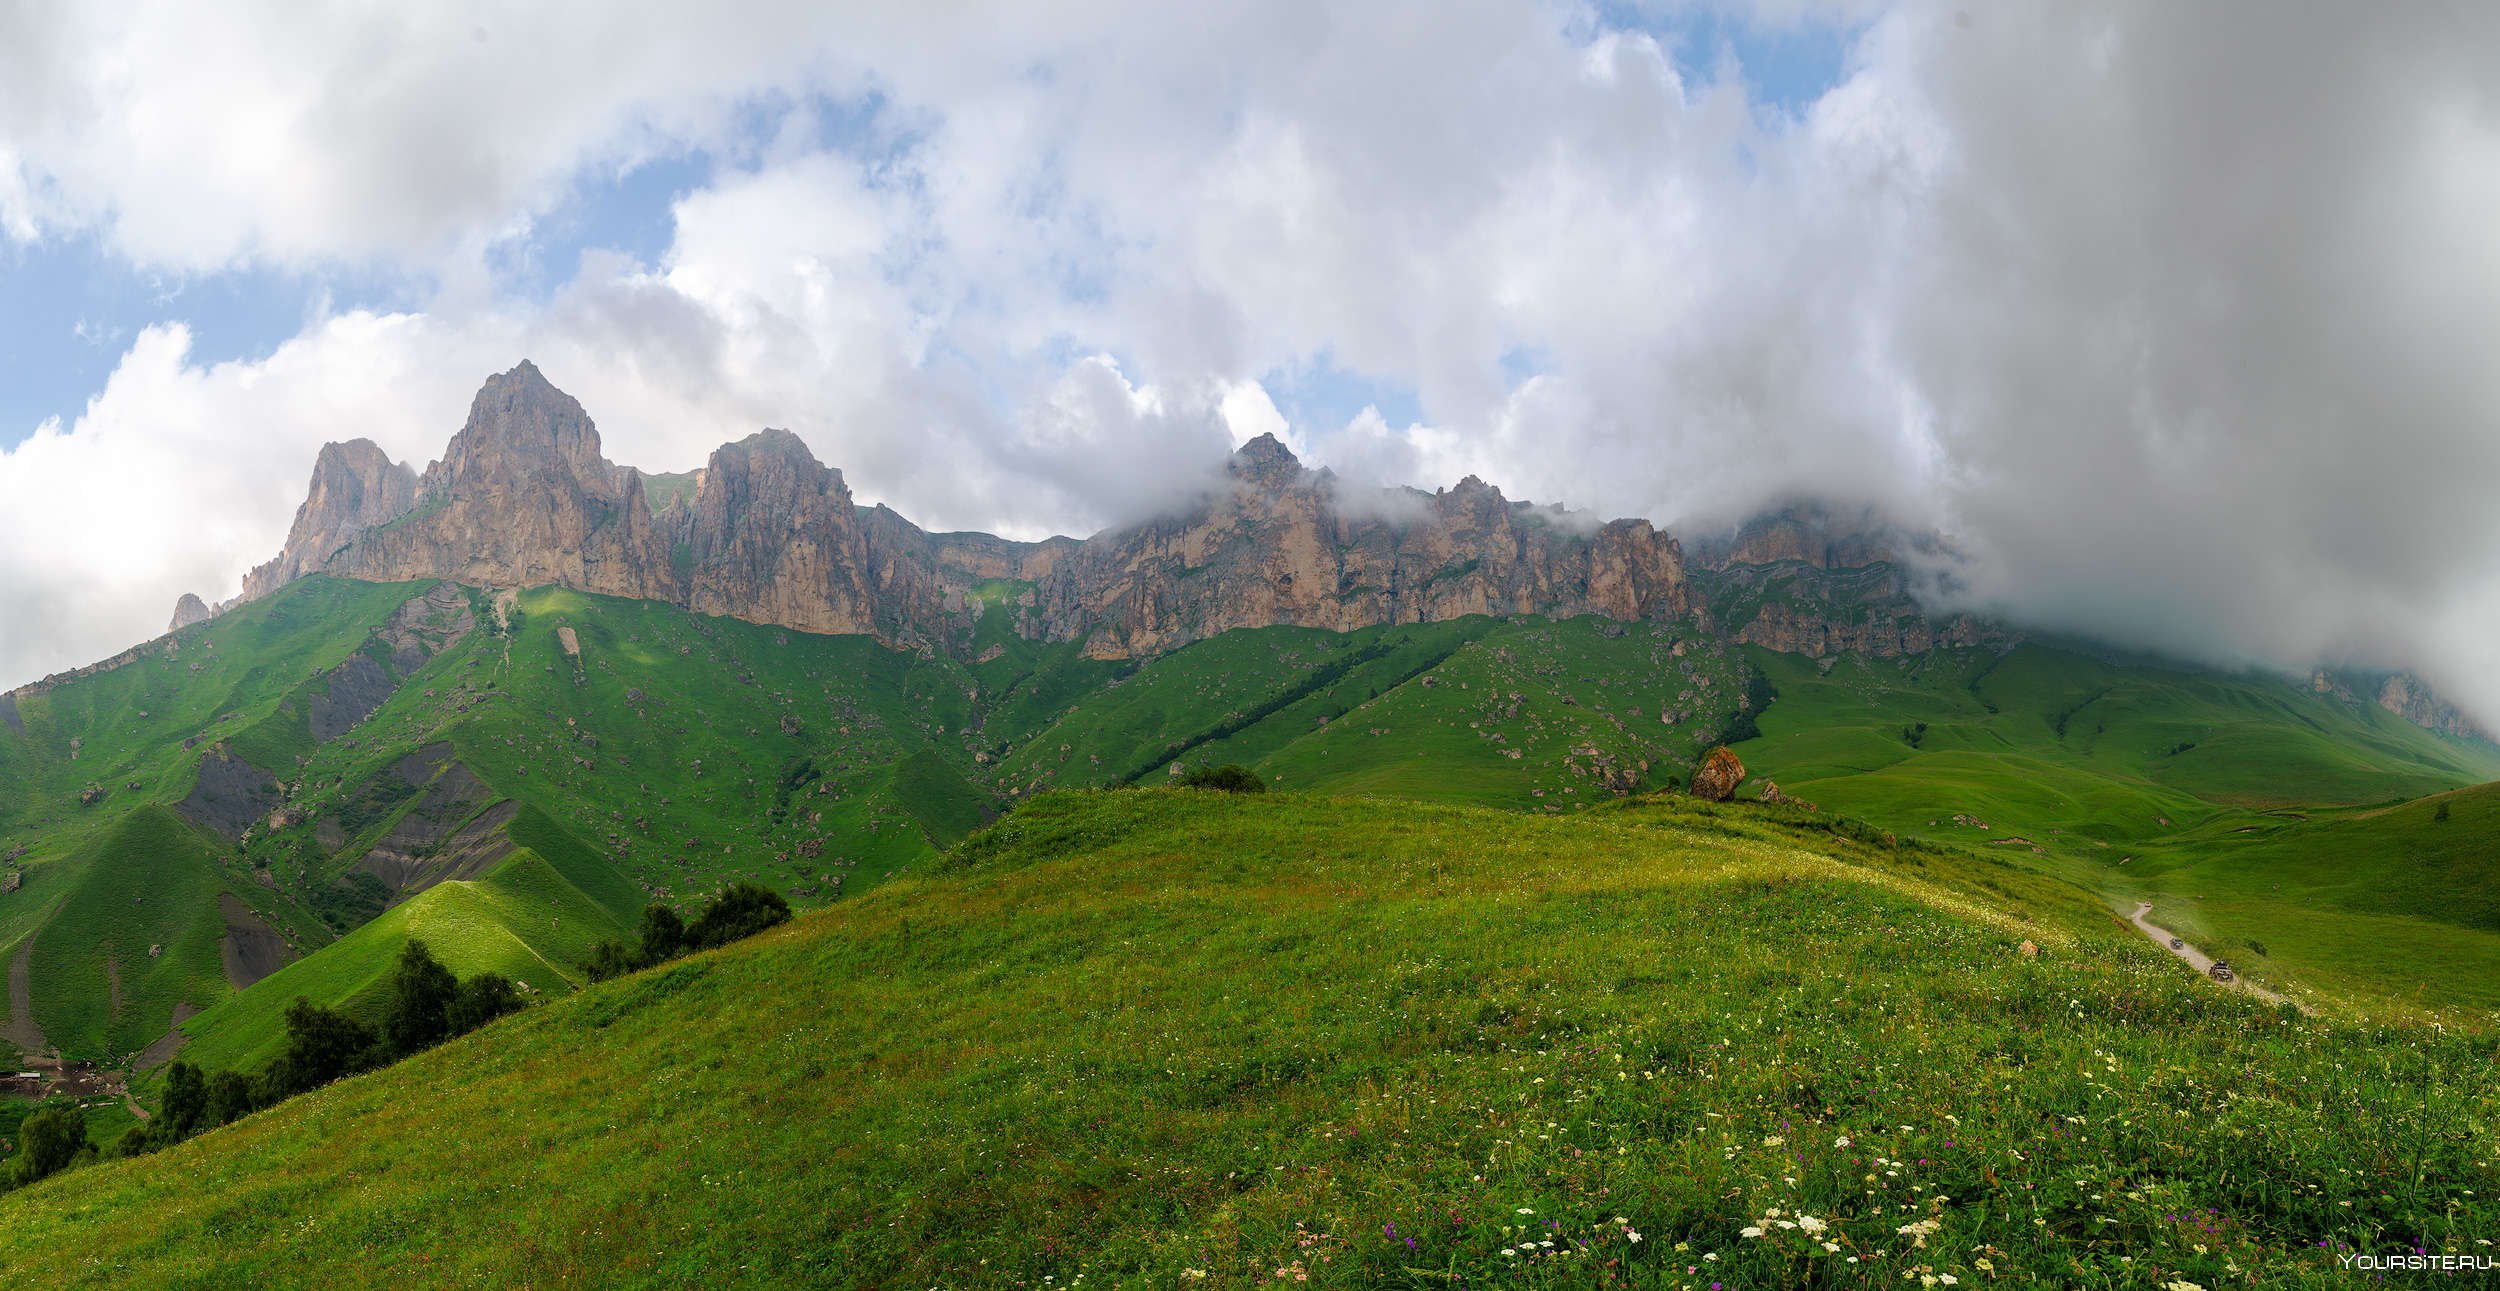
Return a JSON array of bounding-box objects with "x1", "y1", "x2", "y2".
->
[
  {"x1": 134, "y1": 361, "x2": 2483, "y2": 743},
  {"x1": 202, "y1": 362, "x2": 1697, "y2": 660}
]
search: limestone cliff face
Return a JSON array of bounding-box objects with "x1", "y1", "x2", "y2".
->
[
  {"x1": 238, "y1": 438, "x2": 420, "y2": 602},
  {"x1": 2311, "y1": 668, "x2": 2490, "y2": 742},
  {"x1": 680, "y1": 429, "x2": 885, "y2": 636},
  {"x1": 1683, "y1": 501, "x2": 1914, "y2": 573},
  {"x1": 240, "y1": 372, "x2": 1695, "y2": 662},
  {"x1": 329, "y1": 363, "x2": 674, "y2": 599},
  {"x1": 1023, "y1": 436, "x2": 1691, "y2": 659},
  {"x1": 1679, "y1": 502, "x2": 2012, "y2": 660}
]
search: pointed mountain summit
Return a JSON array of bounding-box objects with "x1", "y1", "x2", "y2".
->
[
  {"x1": 323, "y1": 361, "x2": 669, "y2": 596},
  {"x1": 1226, "y1": 431, "x2": 1305, "y2": 488},
  {"x1": 238, "y1": 438, "x2": 422, "y2": 603},
  {"x1": 166, "y1": 592, "x2": 213, "y2": 632},
  {"x1": 427, "y1": 360, "x2": 614, "y2": 495}
]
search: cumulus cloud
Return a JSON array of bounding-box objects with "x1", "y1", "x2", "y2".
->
[{"x1": 3, "y1": 0, "x2": 2497, "y2": 727}]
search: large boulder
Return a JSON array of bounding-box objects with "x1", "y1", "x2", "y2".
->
[{"x1": 1689, "y1": 746, "x2": 1745, "y2": 802}]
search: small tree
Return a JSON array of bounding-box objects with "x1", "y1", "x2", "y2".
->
[
  {"x1": 266, "y1": 997, "x2": 378, "y2": 1098},
  {"x1": 158, "y1": 1060, "x2": 208, "y2": 1141},
  {"x1": 13, "y1": 1103, "x2": 87, "y2": 1185},
  {"x1": 2436, "y1": 800, "x2": 2452, "y2": 822},
  {"x1": 1178, "y1": 764, "x2": 1266, "y2": 794},
  {"x1": 117, "y1": 1124, "x2": 154, "y2": 1159},
  {"x1": 446, "y1": 972, "x2": 524, "y2": 1036},
  {"x1": 584, "y1": 937, "x2": 642, "y2": 982},
  {"x1": 383, "y1": 939, "x2": 459, "y2": 1056},
  {"x1": 687, "y1": 882, "x2": 792, "y2": 950},
  {"x1": 204, "y1": 1070, "x2": 258, "y2": 1127},
  {"x1": 636, "y1": 904, "x2": 687, "y2": 963}
]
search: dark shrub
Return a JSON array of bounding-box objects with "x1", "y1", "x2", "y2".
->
[
  {"x1": 159, "y1": 1060, "x2": 208, "y2": 1140},
  {"x1": 637, "y1": 904, "x2": 687, "y2": 963},
  {"x1": 585, "y1": 937, "x2": 643, "y2": 983},
  {"x1": 447, "y1": 972, "x2": 524, "y2": 1036},
  {"x1": 265, "y1": 998, "x2": 378, "y2": 1098},
  {"x1": 1178, "y1": 764, "x2": 1266, "y2": 794},
  {"x1": 383, "y1": 939, "x2": 459, "y2": 1056},
  {"x1": 13, "y1": 1104, "x2": 87, "y2": 1185},
  {"x1": 205, "y1": 1070, "x2": 258, "y2": 1127},
  {"x1": 687, "y1": 882, "x2": 792, "y2": 950}
]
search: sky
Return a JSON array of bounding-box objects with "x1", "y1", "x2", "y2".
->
[{"x1": 2, "y1": 2, "x2": 2496, "y2": 726}]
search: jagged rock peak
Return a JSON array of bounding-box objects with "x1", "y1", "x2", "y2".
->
[
  {"x1": 430, "y1": 360, "x2": 608, "y2": 491},
  {"x1": 236, "y1": 437, "x2": 421, "y2": 602},
  {"x1": 1228, "y1": 432, "x2": 1303, "y2": 486},
  {"x1": 168, "y1": 593, "x2": 213, "y2": 632},
  {"x1": 716, "y1": 428, "x2": 832, "y2": 473}
]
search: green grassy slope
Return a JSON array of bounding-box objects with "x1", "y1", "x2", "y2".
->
[
  {"x1": 1729, "y1": 643, "x2": 2500, "y2": 1013},
  {"x1": 174, "y1": 846, "x2": 636, "y2": 1074},
  {"x1": 0, "y1": 792, "x2": 2488, "y2": 1287},
  {"x1": 999, "y1": 616, "x2": 1756, "y2": 809},
  {"x1": 0, "y1": 578, "x2": 1024, "y2": 1062},
  {"x1": 0, "y1": 806, "x2": 326, "y2": 1062},
  {"x1": 1733, "y1": 644, "x2": 2500, "y2": 850},
  {"x1": 9, "y1": 576, "x2": 2497, "y2": 1064},
  {"x1": 2104, "y1": 781, "x2": 2500, "y2": 1013}
]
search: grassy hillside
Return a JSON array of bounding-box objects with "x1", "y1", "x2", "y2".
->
[
  {"x1": 6, "y1": 576, "x2": 2496, "y2": 1068},
  {"x1": 0, "y1": 791, "x2": 2488, "y2": 1287},
  {"x1": 1733, "y1": 645, "x2": 2499, "y2": 851},
  {"x1": 174, "y1": 845, "x2": 637, "y2": 1074},
  {"x1": 2104, "y1": 781, "x2": 2500, "y2": 1013},
  {"x1": 1727, "y1": 644, "x2": 2500, "y2": 1013}
]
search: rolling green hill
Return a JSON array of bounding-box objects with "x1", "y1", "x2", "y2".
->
[
  {"x1": 0, "y1": 791, "x2": 2488, "y2": 1287},
  {"x1": 5, "y1": 575, "x2": 2496, "y2": 1074},
  {"x1": 1723, "y1": 643, "x2": 2500, "y2": 1013}
]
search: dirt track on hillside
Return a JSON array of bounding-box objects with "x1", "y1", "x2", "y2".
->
[
  {"x1": 2127, "y1": 902, "x2": 2305, "y2": 1011},
  {"x1": 4, "y1": 939, "x2": 45, "y2": 1055}
]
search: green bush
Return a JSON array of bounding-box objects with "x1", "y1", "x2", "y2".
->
[
  {"x1": 206, "y1": 1071, "x2": 258, "y2": 1127},
  {"x1": 446, "y1": 973, "x2": 523, "y2": 1037},
  {"x1": 12, "y1": 1104, "x2": 87, "y2": 1186},
  {"x1": 263, "y1": 998, "x2": 378, "y2": 1100},
  {"x1": 1177, "y1": 764, "x2": 1266, "y2": 794},
  {"x1": 637, "y1": 904, "x2": 687, "y2": 963},
  {"x1": 687, "y1": 883, "x2": 792, "y2": 950},
  {"x1": 382, "y1": 940, "x2": 458, "y2": 1057}
]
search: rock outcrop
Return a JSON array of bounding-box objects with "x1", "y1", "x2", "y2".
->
[
  {"x1": 2311, "y1": 668, "x2": 2490, "y2": 743},
  {"x1": 237, "y1": 365, "x2": 1692, "y2": 661},
  {"x1": 1018, "y1": 437, "x2": 1691, "y2": 659},
  {"x1": 1689, "y1": 746, "x2": 1745, "y2": 801},
  {"x1": 239, "y1": 439, "x2": 420, "y2": 602},
  {"x1": 1683, "y1": 501, "x2": 1910, "y2": 572},
  {"x1": 1681, "y1": 505, "x2": 2014, "y2": 660},
  {"x1": 167, "y1": 593, "x2": 213, "y2": 632},
  {"x1": 327, "y1": 364, "x2": 674, "y2": 599}
]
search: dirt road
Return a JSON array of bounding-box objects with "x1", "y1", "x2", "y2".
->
[{"x1": 2127, "y1": 902, "x2": 2304, "y2": 1011}]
